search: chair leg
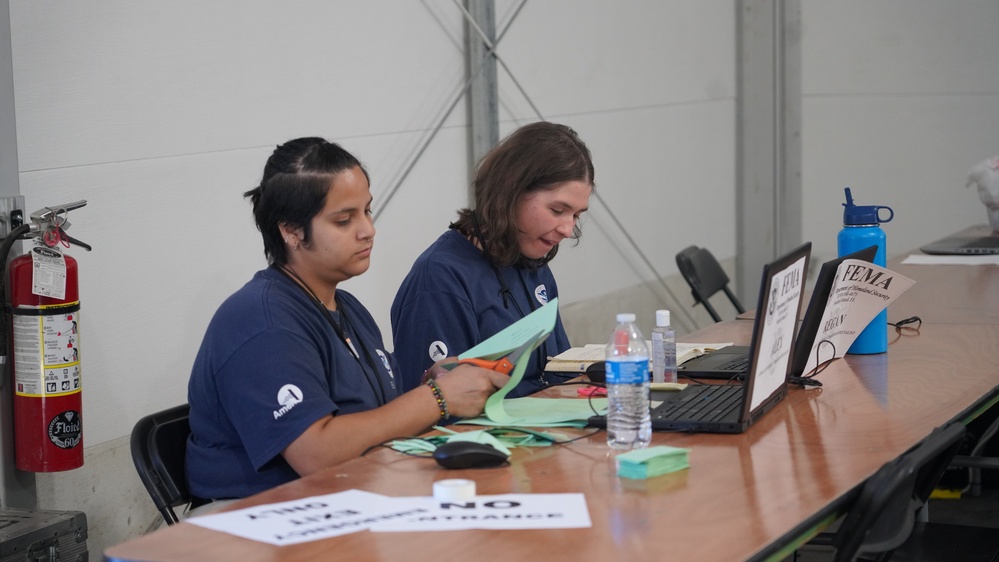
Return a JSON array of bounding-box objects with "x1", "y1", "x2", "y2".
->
[{"x1": 695, "y1": 293, "x2": 723, "y2": 323}]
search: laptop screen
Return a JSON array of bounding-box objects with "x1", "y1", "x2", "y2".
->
[{"x1": 746, "y1": 245, "x2": 810, "y2": 413}]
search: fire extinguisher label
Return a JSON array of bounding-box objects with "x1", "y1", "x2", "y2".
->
[
  {"x1": 12, "y1": 306, "x2": 82, "y2": 397},
  {"x1": 29, "y1": 245, "x2": 68, "y2": 300},
  {"x1": 48, "y1": 410, "x2": 82, "y2": 449}
]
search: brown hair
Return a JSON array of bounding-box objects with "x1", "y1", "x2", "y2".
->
[{"x1": 451, "y1": 122, "x2": 594, "y2": 267}]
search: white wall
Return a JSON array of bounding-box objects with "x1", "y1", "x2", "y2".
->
[
  {"x1": 5, "y1": 0, "x2": 998, "y2": 554},
  {"x1": 801, "y1": 0, "x2": 999, "y2": 264}
]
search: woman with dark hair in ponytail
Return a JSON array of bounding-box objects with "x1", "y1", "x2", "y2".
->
[
  {"x1": 391, "y1": 122, "x2": 595, "y2": 398},
  {"x1": 186, "y1": 137, "x2": 506, "y2": 504}
]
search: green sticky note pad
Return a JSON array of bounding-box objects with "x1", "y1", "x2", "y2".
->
[{"x1": 616, "y1": 445, "x2": 690, "y2": 479}]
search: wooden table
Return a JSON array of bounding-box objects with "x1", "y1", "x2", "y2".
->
[
  {"x1": 105, "y1": 236, "x2": 999, "y2": 562},
  {"x1": 888, "y1": 256, "x2": 999, "y2": 325}
]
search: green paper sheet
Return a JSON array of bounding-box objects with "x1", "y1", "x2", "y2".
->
[
  {"x1": 452, "y1": 298, "x2": 606, "y2": 427},
  {"x1": 458, "y1": 297, "x2": 559, "y2": 361},
  {"x1": 389, "y1": 427, "x2": 563, "y2": 455},
  {"x1": 458, "y1": 397, "x2": 608, "y2": 427},
  {"x1": 459, "y1": 298, "x2": 556, "y2": 419}
]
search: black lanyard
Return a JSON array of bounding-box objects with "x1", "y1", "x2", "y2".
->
[
  {"x1": 275, "y1": 266, "x2": 388, "y2": 406},
  {"x1": 468, "y1": 217, "x2": 552, "y2": 382}
]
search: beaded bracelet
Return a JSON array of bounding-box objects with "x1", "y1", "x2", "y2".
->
[{"x1": 426, "y1": 379, "x2": 450, "y2": 420}]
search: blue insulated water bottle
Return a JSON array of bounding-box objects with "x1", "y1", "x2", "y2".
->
[{"x1": 837, "y1": 187, "x2": 894, "y2": 354}]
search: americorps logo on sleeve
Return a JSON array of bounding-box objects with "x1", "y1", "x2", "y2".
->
[
  {"x1": 273, "y1": 384, "x2": 303, "y2": 419},
  {"x1": 534, "y1": 284, "x2": 549, "y2": 305},
  {"x1": 428, "y1": 341, "x2": 448, "y2": 362},
  {"x1": 376, "y1": 349, "x2": 397, "y2": 392}
]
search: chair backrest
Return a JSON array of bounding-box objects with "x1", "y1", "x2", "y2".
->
[
  {"x1": 675, "y1": 245, "x2": 746, "y2": 322},
  {"x1": 130, "y1": 403, "x2": 192, "y2": 525},
  {"x1": 830, "y1": 422, "x2": 967, "y2": 562}
]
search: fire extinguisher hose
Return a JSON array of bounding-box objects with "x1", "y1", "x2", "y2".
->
[{"x1": 0, "y1": 223, "x2": 36, "y2": 370}]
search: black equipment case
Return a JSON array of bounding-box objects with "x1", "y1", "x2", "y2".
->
[{"x1": 0, "y1": 509, "x2": 88, "y2": 562}]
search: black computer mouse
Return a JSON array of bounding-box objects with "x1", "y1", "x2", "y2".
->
[
  {"x1": 585, "y1": 360, "x2": 606, "y2": 383},
  {"x1": 432, "y1": 441, "x2": 509, "y2": 469}
]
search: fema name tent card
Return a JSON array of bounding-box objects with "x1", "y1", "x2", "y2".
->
[
  {"x1": 802, "y1": 259, "x2": 915, "y2": 375},
  {"x1": 751, "y1": 252, "x2": 807, "y2": 412}
]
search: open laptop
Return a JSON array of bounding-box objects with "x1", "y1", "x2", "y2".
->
[
  {"x1": 678, "y1": 245, "x2": 878, "y2": 381},
  {"x1": 588, "y1": 242, "x2": 811, "y2": 434},
  {"x1": 920, "y1": 225, "x2": 999, "y2": 255}
]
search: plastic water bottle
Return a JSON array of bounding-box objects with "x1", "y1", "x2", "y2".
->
[
  {"x1": 605, "y1": 313, "x2": 651, "y2": 450},
  {"x1": 838, "y1": 187, "x2": 894, "y2": 354},
  {"x1": 651, "y1": 310, "x2": 677, "y2": 384}
]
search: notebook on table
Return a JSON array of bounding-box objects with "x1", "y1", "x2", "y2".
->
[
  {"x1": 919, "y1": 225, "x2": 999, "y2": 255},
  {"x1": 588, "y1": 242, "x2": 811, "y2": 434},
  {"x1": 678, "y1": 245, "x2": 878, "y2": 381}
]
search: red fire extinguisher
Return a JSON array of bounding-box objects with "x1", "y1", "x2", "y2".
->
[{"x1": 2, "y1": 201, "x2": 90, "y2": 472}]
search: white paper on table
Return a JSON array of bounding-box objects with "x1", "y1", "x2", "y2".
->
[
  {"x1": 187, "y1": 489, "x2": 428, "y2": 546},
  {"x1": 370, "y1": 493, "x2": 592, "y2": 532}
]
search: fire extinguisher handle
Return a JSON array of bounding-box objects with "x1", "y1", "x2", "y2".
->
[
  {"x1": 58, "y1": 228, "x2": 92, "y2": 252},
  {"x1": 29, "y1": 200, "x2": 87, "y2": 223}
]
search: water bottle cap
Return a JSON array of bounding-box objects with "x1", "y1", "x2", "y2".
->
[
  {"x1": 656, "y1": 310, "x2": 670, "y2": 327},
  {"x1": 616, "y1": 313, "x2": 636, "y2": 323},
  {"x1": 842, "y1": 187, "x2": 894, "y2": 226}
]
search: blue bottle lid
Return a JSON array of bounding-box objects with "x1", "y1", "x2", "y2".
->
[{"x1": 842, "y1": 187, "x2": 894, "y2": 225}]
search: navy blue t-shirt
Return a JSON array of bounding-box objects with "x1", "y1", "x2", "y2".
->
[
  {"x1": 391, "y1": 229, "x2": 571, "y2": 397},
  {"x1": 186, "y1": 267, "x2": 400, "y2": 499}
]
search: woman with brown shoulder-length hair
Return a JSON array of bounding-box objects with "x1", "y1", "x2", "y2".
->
[{"x1": 391, "y1": 121, "x2": 595, "y2": 398}]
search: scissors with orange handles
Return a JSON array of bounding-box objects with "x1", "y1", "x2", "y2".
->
[{"x1": 443, "y1": 332, "x2": 543, "y2": 375}]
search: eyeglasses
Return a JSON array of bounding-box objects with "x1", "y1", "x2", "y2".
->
[{"x1": 889, "y1": 316, "x2": 922, "y2": 336}]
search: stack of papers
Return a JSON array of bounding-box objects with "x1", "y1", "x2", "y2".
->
[{"x1": 616, "y1": 445, "x2": 690, "y2": 480}]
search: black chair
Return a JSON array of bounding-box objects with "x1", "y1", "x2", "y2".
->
[
  {"x1": 800, "y1": 423, "x2": 968, "y2": 562},
  {"x1": 130, "y1": 403, "x2": 192, "y2": 525},
  {"x1": 675, "y1": 245, "x2": 746, "y2": 322},
  {"x1": 949, "y1": 410, "x2": 999, "y2": 498}
]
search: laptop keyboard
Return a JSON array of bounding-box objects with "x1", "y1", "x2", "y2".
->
[
  {"x1": 653, "y1": 384, "x2": 743, "y2": 423},
  {"x1": 716, "y1": 355, "x2": 750, "y2": 372}
]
